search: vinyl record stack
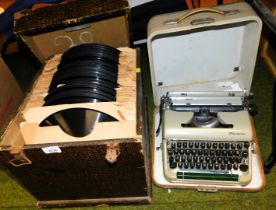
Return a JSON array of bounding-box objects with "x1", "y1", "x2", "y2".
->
[
  {"x1": 45, "y1": 44, "x2": 120, "y2": 105},
  {"x1": 40, "y1": 43, "x2": 121, "y2": 137}
]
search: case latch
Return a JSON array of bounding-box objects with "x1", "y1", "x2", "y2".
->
[
  {"x1": 9, "y1": 147, "x2": 32, "y2": 167},
  {"x1": 197, "y1": 185, "x2": 219, "y2": 192},
  {"x1": 105, "y1": 143, "x2": 120, "y2": 164}
]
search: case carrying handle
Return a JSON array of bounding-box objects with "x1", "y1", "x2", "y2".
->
[{"x1": 164, "y1": 7, "x2": 225, "y2": 25}]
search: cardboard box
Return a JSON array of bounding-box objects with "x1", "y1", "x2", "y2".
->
[
  {"x1": 0, "y1": 57, "x2": 22, "y2": 132},
  {"x1": 14, "y1": 0, "x2": 130, "y2": 63},
  {"x1": 258, "y1": 0, "x2": 276, "y2": 76}
]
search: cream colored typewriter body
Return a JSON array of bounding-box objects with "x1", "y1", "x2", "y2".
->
[{"x1": 161, "y1": 92, "x2": 253, "y2": 185}]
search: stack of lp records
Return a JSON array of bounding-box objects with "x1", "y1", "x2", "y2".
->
[
  {"x1": 42, "y1": 44, "x2": 119, "y2": 137},
  {"x1": 20, "y1": 44, "x2": 138, "y2": 144}
]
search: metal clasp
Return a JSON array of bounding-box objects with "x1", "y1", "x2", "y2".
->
[
  {"x1": 105, "y1": 143, "x2": 120, "y2": 164},
  {"x1": 9, "y1": 151, "x2": 32, "y2": 167},
  {"x1": 197, "y1": 185, "x2": 218, "y2": 192}
]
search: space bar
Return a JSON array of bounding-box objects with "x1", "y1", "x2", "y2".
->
[{"x1": 177, "y1": 172, "x2": 239, "y2": 181}]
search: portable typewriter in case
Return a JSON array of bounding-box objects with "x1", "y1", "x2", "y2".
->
[{"x1": 147, "y1": 2, "x2": 265, "y2": 191}]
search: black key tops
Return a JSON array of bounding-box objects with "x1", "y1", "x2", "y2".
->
[{"x1": 167, "y1": 140, "x2": 250, "y2": 173}]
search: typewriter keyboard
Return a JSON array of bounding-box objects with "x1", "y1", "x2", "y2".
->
[{"x1": 166, "y1": 140, "x2": 251, "y2": 181}]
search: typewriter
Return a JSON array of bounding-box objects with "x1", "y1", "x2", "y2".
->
[
  {"x1": 160, "y1": 91, "x2": 254, "y2": 186},
  {"x1": 146, "y1": 2, "x2": 263, "y2": 188}
]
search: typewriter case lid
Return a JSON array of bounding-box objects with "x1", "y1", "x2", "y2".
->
[{"x1": 147, "y1": 2, "x2": 262, "y2": 106}]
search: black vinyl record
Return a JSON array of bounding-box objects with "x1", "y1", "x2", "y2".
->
[
  {"x1": 44, "y1": 88, "x2": 115, "y2": 106},
  {"x1": 39, "y1": 108, "x2": 117, "y2": 137},
  {"x1": 54, "y1": 64, "x2": 117, "y2": 80},
  {"x1": 62, "y1": 43, "x2": 120, "y2": 58},
  {"x1": 59, "y1": 54, "x2": 119, "y2": 69},
  {"x1": 49, "y1": 77, "x2": 118, "y2": 92},
  {"x1": 46, "y1": 82, "x2": 116, "y2": 101},
  {"x1": 49, "y1": 69, "x2": 118, "y2": 90},
  {"x1": 60, "y1": 44, "x2": 119, "y2": 67},
  {"x1": 57, "y1": 59, "x2": 118, "y2": 74}
]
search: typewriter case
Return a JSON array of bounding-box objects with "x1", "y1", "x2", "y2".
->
[{"x1": 148, "y1": 2, "x2": 265, "y2": 191}]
